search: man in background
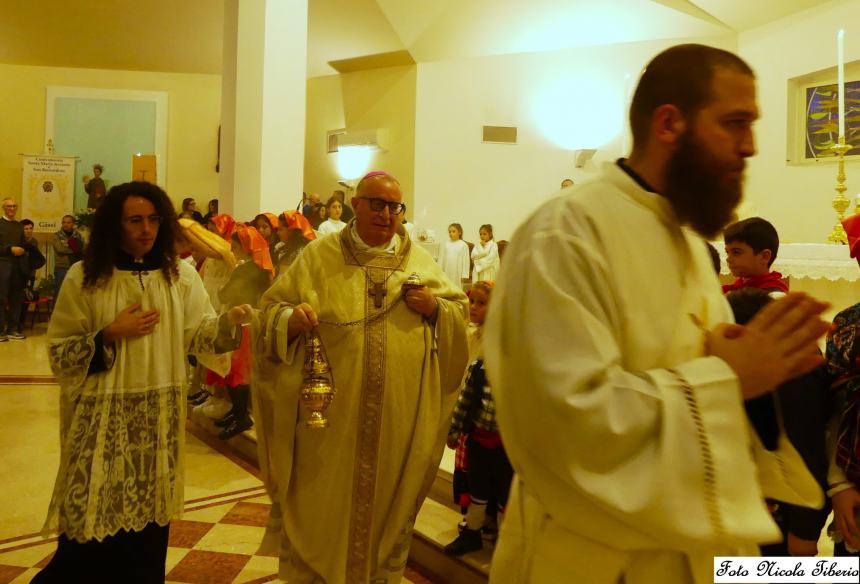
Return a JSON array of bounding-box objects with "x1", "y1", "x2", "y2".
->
[
  {"x1": 0, "y1": 197, "x2": 26, "y2": 341},
  {"x1": 16, "y1": 218, "x2": 46, "y2": 335},
  {"x1": 51, "y1": 214, "x2": 84, "y2": 294}
]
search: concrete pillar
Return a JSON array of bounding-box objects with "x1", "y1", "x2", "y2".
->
[{"x1": 220, "y1": 0, "x2": 307, "y2": 219}]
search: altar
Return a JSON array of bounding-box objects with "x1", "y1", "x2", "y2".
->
[{"x1": 720, "y1": 243, "x2": 860, "y2": 321}]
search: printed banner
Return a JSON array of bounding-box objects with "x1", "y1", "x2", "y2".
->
[
  {"x1": 21, "y1": 155, "x2": 76, "y2": 233},
  {"x1": 714, "y1": 556, "x2": 859, "y2": 582}
]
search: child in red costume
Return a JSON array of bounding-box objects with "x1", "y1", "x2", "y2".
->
[{"x1": 722, "y1": 217, "x2": 788, "y2": 294}]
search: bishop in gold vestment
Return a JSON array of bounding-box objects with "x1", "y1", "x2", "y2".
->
[{"x1": 254, "y1": 172, "x2": 468, "y2": 584}]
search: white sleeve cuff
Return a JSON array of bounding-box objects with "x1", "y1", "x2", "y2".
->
[{"x1": 273, "y1": 307, "x2": 298, "y2": 364}]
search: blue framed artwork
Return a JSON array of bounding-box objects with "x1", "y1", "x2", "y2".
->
[{"x1": 805, "y1": 80, "x2": 860, "y2": 159}]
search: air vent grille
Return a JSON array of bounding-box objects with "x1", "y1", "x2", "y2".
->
[{"x1": 482, "y1": 125, "x2": 517, "y2": 144}]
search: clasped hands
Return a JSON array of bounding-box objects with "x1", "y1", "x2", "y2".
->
[
  {"x1": 103, "y1": 302, "x2": 253, "y2": 344},
  {"x1": 706, "y1": 292, "x2": 831, "y2": 400}
]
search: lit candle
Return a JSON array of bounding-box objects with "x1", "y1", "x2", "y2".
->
[{"x1": 838, "y1": 29, "x2": 845, "y2": 140}]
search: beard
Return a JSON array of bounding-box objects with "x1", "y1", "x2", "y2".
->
[{"x1": 663, "y1": 131, "x2": 744, "y2": 239}]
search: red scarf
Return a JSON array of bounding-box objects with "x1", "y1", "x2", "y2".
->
[
  {"x1": 210, "y1": 214, "x2": 237, "y2": 241},
  {"x1": 235, "y1": 224, "x2": 274, "y2": 276},
  {"x1": 845, "y1": 213, "x2": 860, "y2": 267},
  {"x1": 280, "y1": 210, "x2": 316, "y2": 241},
  {"x1": 721, "y1": 271, "x2": 788, "y2": 294},
  {"x1": 262, "y1": 213, "x2": 279, "y2": 231}
]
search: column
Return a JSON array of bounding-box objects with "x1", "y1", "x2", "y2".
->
[{"x1": 220, "y1": 0, "x2": 308, "y2": 220}]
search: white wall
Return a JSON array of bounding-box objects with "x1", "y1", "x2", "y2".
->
[
  {"x1": 738, "y1": 0, "x2": 860, "y2": 243},
  {"x1": 413, "y1": 35, "x2": 736, "y2": 243},
  {"x1": 304, "y1": 66, "x2": 417, "y2": 213}
]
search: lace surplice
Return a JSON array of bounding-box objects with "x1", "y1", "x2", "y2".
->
[{"x1": 44, "y1": 261, "x2": 224, "y2": 542}]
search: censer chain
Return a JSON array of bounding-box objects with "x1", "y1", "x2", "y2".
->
[{"x1": 317, "y1": 295, "x2": 405, "y2": 328}]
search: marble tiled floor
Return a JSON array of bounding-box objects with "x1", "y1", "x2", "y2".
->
[
  {"x1": 0, "y1": 325, "x2": 434, "y2": 583},
  {"x1": 0, "y1": 491, "x2": 277, "y2": 584},
  {"x1": 0, "y1": 321, "x2": 52, "y2": 379}
]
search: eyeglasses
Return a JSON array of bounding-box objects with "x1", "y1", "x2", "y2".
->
[
  {"x1": 124, "y1": 214, "x2": 163, "y2": 226},
  {"x1": 356, "y1": 197, "x2": 406, "y2": 215},
  {"x1": 3, "y1": 204, "x2": 17, "y2": 209}
]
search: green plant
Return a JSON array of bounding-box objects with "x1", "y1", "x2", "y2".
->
[
  {"x1": 75, "y1": 209, "x2": 96, "y2": 229},
  {"x1": 35, "y1": 275, "x2": 57, "y2": 297}
]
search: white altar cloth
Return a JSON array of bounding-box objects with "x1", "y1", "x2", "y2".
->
[{"x1": 720, "y1": 242, "x2": 859, "y2": 282}]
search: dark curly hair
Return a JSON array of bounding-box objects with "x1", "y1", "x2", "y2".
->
[{"x1": 83, "y1": 181, "x2": 180, "y2": 288}]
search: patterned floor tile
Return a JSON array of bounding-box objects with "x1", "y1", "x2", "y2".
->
[
  {"x1": 0, "y1": 565, "x2": 27, "y2": 584},
  {"x1": 237, "y1": 576, "x2": 279, "y2": 584},
  {"x1": 219, "y1": 502, "x2": 270, "y2": 528},
  {"x1": 194, "y1": 524, "x2": 267, "y2": 557},
  {"x1": 166, "y1": 549, "x2": 251, "y2": 584},
  {"x1": 169, "y1": 519, "x2": 216, "y2": 548},
  {"x1": 404, "y1": 562, "x2": 441, "y2": 584},
  {"x1": 0, "y1": 541, "x2": 57, "y2": 568},
  {"x1": 34, "y1": 550, "x2": 54, "y2": 568},
  {"x1": 8, "y1": 568, "x2": 40, "y2": 584},
  {"x1": 165, "y1": 547, "x2": 192, "y2": 573},
  {"x1": 181, "y1": 503, "x2": 236, "y2": 524},
  {"x1": 231, "y1": 554, "x2": 278, "y2": 583}
]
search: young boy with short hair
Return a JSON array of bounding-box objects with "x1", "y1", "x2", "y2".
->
[{"x1": 723, "y1": 217, "x2": 788, "y2": 294}]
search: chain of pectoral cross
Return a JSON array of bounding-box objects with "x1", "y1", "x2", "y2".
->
[
  {"x1": 346, "y1": 240, "x2": 408, "y2": 309},
  {"x1": 317, "y1": 243, "x2": 409, "y2": 328},
  {"x1": 317, "y1": 293, "x2": 405, "y2": 328}
]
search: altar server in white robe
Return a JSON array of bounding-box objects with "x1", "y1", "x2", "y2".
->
[
  {"x1": 439, "y1": 223, "x2": 470, "y2": 289},
  {"x1": 484, "y1": 44, "x2": 830, "y2": 584},
  {"x1": 471, "y1": 224, "x2": 500, "y2": 282},
  {"x1": 34, "y1": 182, "x2": 252, "y2": 584}
]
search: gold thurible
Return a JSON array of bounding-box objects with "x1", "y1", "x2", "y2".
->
[
  {"x1": 300, "y1": 329, "x2": 336, "y2": 429},
  {"x1": 828, "y1": 136, "x2": 853, "y2": 244}
]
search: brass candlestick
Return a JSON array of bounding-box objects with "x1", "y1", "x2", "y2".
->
[
  {"x1": 827, "y1": 136, "x2": 853, "y2": 244},
  {"x1": 300, "y1": 329, "x2": 336, "y2": 429}
]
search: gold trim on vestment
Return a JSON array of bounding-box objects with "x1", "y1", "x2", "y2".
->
[{"x1": 343, "y1": 232, "x2": 410, "y2": 582}]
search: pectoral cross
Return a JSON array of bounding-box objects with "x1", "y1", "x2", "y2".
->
[{"x1": 369, "y1": 282, "x2": 387, "y2": 308}]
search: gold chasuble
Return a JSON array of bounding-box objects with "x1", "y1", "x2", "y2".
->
[{"x1": 254, "y1": 224, "x2": 468, "y2": 584}]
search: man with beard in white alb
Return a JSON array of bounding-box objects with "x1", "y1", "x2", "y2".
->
[{"x1": 484, "y1": 44, "x2": 830, "y2": 584}]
